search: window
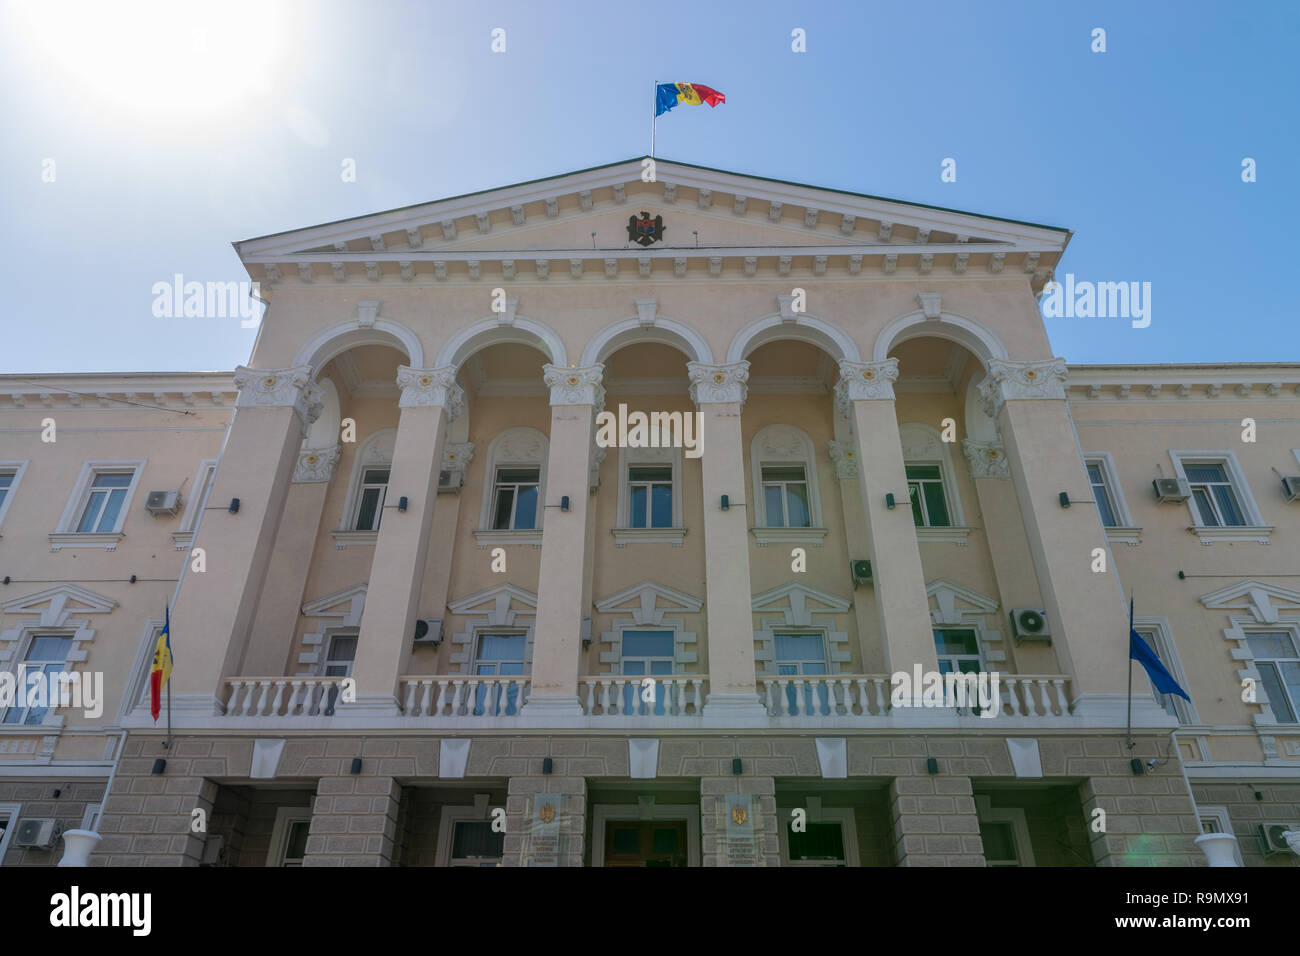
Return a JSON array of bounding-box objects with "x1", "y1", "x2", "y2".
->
[
  {"x1": 449, "y1": 820, "x2": 505, "y2": 866},
  {"x1": 933, "y1": 628, "x2": 985, "y2": 715},
  {"x1": 761, "y1": 466, "x2": 810, "y2": 528},
  {"x1": 267, "y1": 807, "x2": 313, "y2": 867},
  {"x1": 975, "y1": 800, "x2": 1035, "y2": 866},
  {"x1": 778, "y1": 807, "x2": 859, "y2": 866},
  {"x1": 0, "y1": 803, "x2": 19, "y2": 863},
  {"x1": 352, "y1": 468, "x2": 389, "y2": 531},
  {"x1": 2, "y1": 634, "x2": 73, "y2": 725},
  {"x1": 1086, "y1": 461, "x2": 1119, "y2": 527},
  {"x1": 907, "y1": 465, "x2": 950, "y2": 528},
  {"x1": 620, "y1": 630, "x2": 675, "y2": 715},
  {"x1": 775, "y1": 632, "x2": 829, "y2": 715},
  {"x1": 0, "y1": 462, "x2": 27, "y2": 530},
  {"x1": 1246, "y1": 630, "x2": 1300, "y2": 724},
  {"x1": 1185, "y1": 463, "x2": 1245, "y2": 527},
  {"x1": 76, "y1": 472, "x2": 133, "y2": 533},
  {"x1": 472, "y1": 633, "x2": 526, "y2": 716},
  {"x1": 628, "y1": 466, "x2": 673, "y2": 529},
  {"x1": 319, "y1": 631, "x2": 357, "y2": 716},
  {"x1": 1133, "y1": 623, "x2": 1193, "y2": 724},
  {"x1": 492, "y1": 467, "x2": 540, "y2": 530}
]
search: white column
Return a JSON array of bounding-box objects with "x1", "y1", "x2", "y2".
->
[
  {"x1": 688, "y1": 361, "x2": 767, "y2": 720},
  {"x1": 521, "y1": 365, "x2": 604, "y2": 720}
]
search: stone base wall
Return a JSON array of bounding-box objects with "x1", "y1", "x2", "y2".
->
[
  {"x1": 0, "y1": 779, "x2": 106, "y2": 866},
  {"x1": 1192, "y1": 781, "x2": 1300, "y2": 868}
]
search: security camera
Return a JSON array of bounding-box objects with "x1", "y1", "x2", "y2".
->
[{"x1": 1147, "y1": 759, "x2": 1157, "y2": 769}]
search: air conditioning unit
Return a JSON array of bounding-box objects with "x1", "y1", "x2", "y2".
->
[
  {"x1": 1257, "y1": 822, "x2": 1299, "y2": 855},
  {"x1": 850, "y1": 559, "x2": 872, "y2": 589},
  {"x1": 413, "y1": 618, "x2": 442, "y2": 646},
  {"x1": 13, "y1": 818, "x2": 58, "y2": 849},
  {"x1": 1282, "y1": 476, "x2": 1300, "y2": 503},
  {"x1": 144, "y1": 490, "x2": 183, "y2": 517},
  {"x1": 1010, "y1": 607, "x2": 1051, "y2": 643},
  {"x1": 1152, "y1": 477, "x2": 1191, "y2": 502},
  {"x1": 437, "y1": 469, "x2": 463, "y2": 494}
]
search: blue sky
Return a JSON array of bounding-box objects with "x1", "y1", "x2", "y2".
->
[{"x1": 1, "y1": 0, "x2": 1294, "y2": 374}]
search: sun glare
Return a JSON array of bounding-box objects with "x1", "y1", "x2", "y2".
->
[{"x1": 17, "y1": 0, "x2": 280, "y2": 118}]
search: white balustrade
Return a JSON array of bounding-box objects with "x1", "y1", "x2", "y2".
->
[{"x1": 577, "y1": 676, "x2": 707, "y2": 718}]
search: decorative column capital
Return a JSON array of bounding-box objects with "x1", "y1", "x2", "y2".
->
[
  {"x1": 962, "y1": 439, "x2": 1010, "y2": 479},
  {"x1": 440, "y1": 441, "x2": 475, "y2": 491},
  {"x1": 293, "y1": 444, "x2": 342, "y2": 483},
  {"x1": 977, "y1": 358, "x2": 1068, "y2": 420},
  {"x1": 687, "y1": 361, "x2": 750, "y2": 407},
  {"x1": 827, "y1": 440, "x2": 859, "y2": 478},
  {"x1": 233, "y1": 365, "x2": 321, "y2": 429},
  {"x1": 834, "y1": 359, "x2": 899, "y2": 415},
  {"x1": 543, "y1": 363, "x2": 605, "y2": 408},
  {"x1": 396, "y1": 365, "x2": 465, "y2": 419}
]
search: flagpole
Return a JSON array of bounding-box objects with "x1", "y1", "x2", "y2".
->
[
  {"x1": 651, "y1": 80, "x2": 657, "y2": 159},
  {"x1": 1126, "y1": 592, "x2": 1134, "y2": 753}
]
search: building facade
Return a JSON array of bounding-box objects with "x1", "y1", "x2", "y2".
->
[{"x1": 1, "y1": 159, "x2": 1297, "y2": 867}]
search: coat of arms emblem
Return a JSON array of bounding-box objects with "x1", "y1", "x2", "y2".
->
[
  {"x1": 627, "y1": 211, "x2": 666, "y2": 246},
  {"x1": 538, "y1": 803, "x2": 556, "y2": 824},
  {"x1": 730, "y1": 805, "x2": 748, "y2": 826}
]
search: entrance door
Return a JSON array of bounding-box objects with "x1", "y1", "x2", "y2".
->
[{"x1": 603, "y1": 820, "x2": 688, "y2": 867}]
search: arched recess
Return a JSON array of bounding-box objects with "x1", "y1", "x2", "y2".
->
[
  {"x1": 580, "y1": 315, "x2": 713, "y2": 367},
  {"x1": 476, "y1": 426, "x2": 550, "y2": 532},
  {"x1": 749, "y1": 424, "x2": 824, "y2": 530},
  {"x1": 293, "y1": 318, "x2": 423, "y2": 375},
  {"x1": 898, "y1": 422, "x2": 967, "y2": 527},
  {"x1": 435, "y1": 315, "x2": 567, "y2": 371},
  {"x1": 725, "y1": 312, "x2": 861, "y2": 365},
  {"x1": 871, "y1": 309, "x2": 1008, "y2": 368},
  {"x1": 337, "y1": 428, "x2": 396, "y2": 531}
]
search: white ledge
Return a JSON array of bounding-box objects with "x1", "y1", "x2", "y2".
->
[
  {"x1": 331, "y1": 530, "x2": 378, "y2": 549},
  {"x1": 48, "y1": 532, "x2": 124, "y2": 552},
  {"x1": 750, "y1": 527, "x2": 829, "y2": 547},
  {"x1": 1105, "y1": 526, "x2": 1143, "y2": 546},
  {"x1": 171, "y1": 530, "x2": 196, "y2": 550},
  {"x1": 1189, "y1": 525, "x2": 1274, "y2": 545},
  {"x1": 612, "y1": 527, "x2": 687, "y2": 547},
  {"x1": 473, "y1": 529, "x2": 544, "y2": 548},
  {"x1": 915, "y1": 526, "x2": 973, "y2": 545}
]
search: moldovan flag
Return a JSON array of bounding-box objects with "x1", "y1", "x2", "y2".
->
[
  {"x1": 656, "y1": 82, "x2": 725, "y2": 116},
  {"x1": 150, "y1": 606, "x2": 173, "y2": 722}
]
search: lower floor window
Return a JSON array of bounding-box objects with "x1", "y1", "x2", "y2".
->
[
  {"x1": 473, "y1": 634, "x2": 527, "y2": 716},
  {"x1": 1246, "y1": 631, "x2": 1300, "y2": 724},
  {"x1": 450, "y1": 820, "x2": 505, "y2": 866},
  {"x1": 775, "y1": 632, "x2": 829, "y2": 715}
]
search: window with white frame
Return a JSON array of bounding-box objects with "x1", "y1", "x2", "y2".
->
[
  {"x1": 620, "y1": 630, "x2": 675, "y2": 715},
  {"x1": 76, "y1": 471, "x2": 135, "y2": 532},
  {"x1": 491, "y1": 467, "x2": 540, "y2": 530},
  {"x1": 319, "y1": 630, "x2": 357, "y2": 716},
  {"x1": 472, "y1": 632, "x2": 527, "y2": 716},
  {"x1": 55, "y1": 461, "x2": 144, "y2": 542},
  {"x1": 1133, "y1": 621, "x2": 1194, "y2": 724},
  {"x1": 899, "y1": 423, "x2": 967, "y2": 538},
  {"x1": 1085, "y1": 459, "x2": 1121, "y2": 527},
  {"x1": 627, "y1": 465, "x2": 673, "y2": 528},
  {"x1": 977, "y1": 805, "x2": 1034, "y2": 866},
  {"x1": 906, "y1": 465, "x2": 951, "y2": 527},
  {"x1": 476, "y1": 428, "x2": 548, "y2": 540},
  {"x1": 614, "y1": 445, "x2": 684, "y2": 543},
  {"x1": 933, "y1": 628, "x2": 986, "y2": 715},
  {"x1": 749, "y1": 425, "x2": 823, "y2": 536},
  {"x1": 775, "y1": 632, "x2": 829, "y2": 715},
  {"x1": 267, "y1": 807, "x2": 313, "y2": 866},
  {"x1": 0, "y1": 462, "x2": 28, "y2": 530},
  {"x1": 351, "y1": 468, "x2": 390, "y2": 531},
  {"x1": 437, "y1": 805, "x2": 505, "y2": 866},
  {"x1": 2, "y1": 634, "x2": 73, "y2": 725},
  {"x1": 1246, "y1": 630, "x2": 1300, "y2": 724},
  {"x1": 778, "y1": 807, "x2": 859, "y2": 866},
  {"x1": 1169, "y1": 452, "x2": 1264, "y2": 532}
]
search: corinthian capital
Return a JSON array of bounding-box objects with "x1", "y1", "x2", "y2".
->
[
  {"x1": 961, "y1": 439, "x2": 1010, "y2": 479},
  {"x1": 834, "y1": 359, "x2": 899, "y2": 416},
  {"x1": 397, "y1": 365, "x2": 465, "y2": 420},
  {"x1": 687, "y1": 361, "x2": 750, "y2": 408},
  {"x1": 293, "y1": 444, "x2": 342, "y2": 483},
  {"x1": 233, "y1": 365, "x2": 321, "y2": 429},
  {"x1": 977, "y1": 358, "x2": 1068, "y2": 420},
  {"x1": 543, "y1": 364, "x2": 606, "y2": 408}
]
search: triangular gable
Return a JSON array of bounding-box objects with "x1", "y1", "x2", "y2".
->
[
  {"x1": 752, "y1": 582, "x2": 851, "y2": 620},
  {"x1": 2, "y1": 584, "x2": 117, "y2": 626},
  {"x1": 595, "y1": 580, "x2": 703, "y2": 621},
  {"x1": 1200, "y1": 580, "x2": 1300, "y2": 624},
  {"x1": 301, "y1": 584, "x2": 368, "y2": 625},
  {"x1": 448, "y1": 584, "x2": 538, "y2": 625},
  {"x1": 926, "y1": 579, "x2": 999, "y2": 626}
]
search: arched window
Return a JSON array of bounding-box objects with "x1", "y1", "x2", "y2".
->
[
  {"x1": 749, "y1": 425, "x2": 826, "y2": 546},
  {"x1": 899, "y1": 423, "x2": 969, "y2": 543},
  {"x1": 339, "y1": 429, "x2": 395, "y2": 533},
  {"x1": 475, "y1": 427, "x2": 549, "y2": 545}
]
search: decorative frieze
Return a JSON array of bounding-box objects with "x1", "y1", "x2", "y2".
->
[
  {"x1": 978, "y1": 358, "x2": 1068, "y2": 420},
  {"x1": 962, "y1": 439, "x2": 1010, "y2": 479},
  {"x1": 834, "y1": 359, "x2": 899, "y2": 414},
  {"x1": 396, "y1": 365, "x2": 464, "y2": 419},
  {"x1": 687, "y1": 361, "x2": 750, "y2": 407},
  {"x1": 544, "y1": 364, "x2": 606, "y2": 407}
]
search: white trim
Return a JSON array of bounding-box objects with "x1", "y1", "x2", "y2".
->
[
  {"x1": 872, "y1": 309, "x2": 1010, "y2": 366},
  {"x1": 447, "y1": 584, "x2": 538, "y2": 675},
  {"x1": 266, "y1": 805, "x2": 314, "y2": 866},
  {"x1": 580, "y1": 314, "x2": 713, "y2": 367},
  {"x1": 726, "y1": 312, "x2": 861, "y2": 365},
  {"x1": 80, "y1": 803, "x2": 101, "y2": 832},
  {"x1": 591, "y1": 803, "x2": 700, "y2": 867},
  {"x1": 615, "y1": 444, "x2": 684, "y2": 544},
  {"x1": 926, "y1": 580, "x2": 1006, "y2": 665},
  {"x1": 974, "y1": 797, "x2": 1035, "y2": 866},
  {"x1": 290, "y1": 316, "x2": 424, "y2": 372},
  {"x1": 0, "y1": 801, "x2": 20, "y2": 862},
  {"x1": 900, "y1": 422, "x2": 966, "y2": 530},
  {"x1": 172, "y1": 458, "x2": 218, "y2": 548},
  {"x1": 0, "y1": 460, "x2": 29, "y2": 532},
  {"x1": 435, "y1": 803, "x2": 505, "y2": 866},
  {"x1": 1132, "y1": 616, "x2": 1198, "y2": 724},
  {"x1": 434, "y1": 315, "x2": 567, "y2": 371},
  {"x1": 750, "y1": 424, "x2": 824, "y2": 538},
  {"x1": 477, "y1": 427, "x2": 549, "y2": 533},
  {"x1": 51, "y1": 459, "x2": 146, "y2": 549},
  {"x1": 1082, "y1": 450, "x2": 1139, "y2": 538},
  {"x1": 339, "y1": 429, "x2": 396, "y2": 532},
  {"x1": 752, "y1": 583, "x2": 852, "y2": 674},
  {"x1": 777, "y1": 805, "x2": 860, "y2": 866},
  {"x1": 1168, "y1": 450, "x2": 1267, "y2": 539}
]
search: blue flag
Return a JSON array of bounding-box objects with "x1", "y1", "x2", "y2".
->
[{"x1": 1129, "y1": 598, "x2": 1190, "y2": 701}]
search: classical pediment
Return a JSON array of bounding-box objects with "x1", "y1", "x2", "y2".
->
[
  {"x1": 926, "y1": 579, "x2": 999, "y2": 625},
  {"x1": 1, "y1": 584, "x2": 117, "y2": 625},
  {"x1": 236, "y1": 158, "x2": 1068, "y2": 288},
  {"x1": 301, "y1": 584, "x2": 368, "y2": 624},
  {"x1": 1200, "y1": 580, "x2": 1300, "y2": 623},
  {"x1": 595, "y1": 580, "x2": 703, "y2": 622},
  {"x1": 447, "y1": 584, "x2": 538, "y2": 623}
]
